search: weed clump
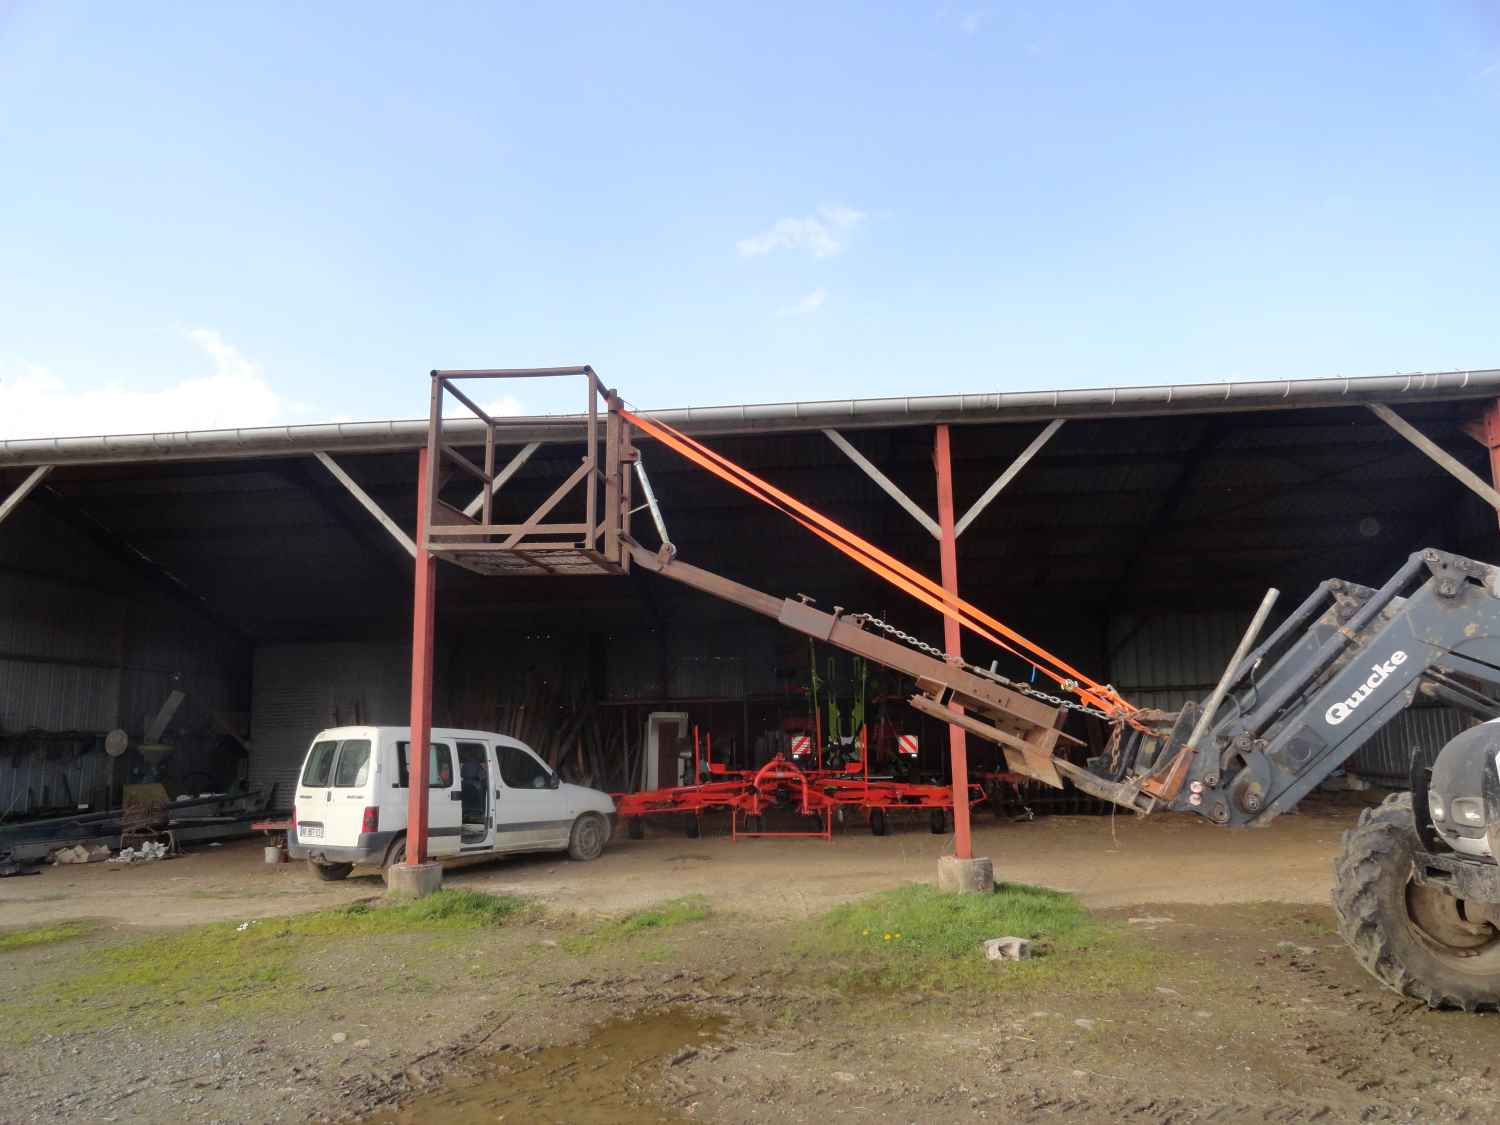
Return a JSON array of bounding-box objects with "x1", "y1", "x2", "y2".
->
[
  {"x1": 0, "y1": 921, "x2": 90, "y2": 952},
  {"x1": 562, "y1": 895, "x2": 711, "y2": 955},
  {"x1": 803, "y1": 882, "x2": 1161, "y2": 992},
  {"x1": 2, "y1": 890, "x2": 528, "y2": 1043}
]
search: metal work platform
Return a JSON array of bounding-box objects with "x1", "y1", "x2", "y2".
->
[{"x1": 420, "y1": 366, "x2": 635, "y2": 577}]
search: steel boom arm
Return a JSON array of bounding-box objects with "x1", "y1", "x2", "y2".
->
[{"x1": 625, "y1": 541, "x2": 1073, "y2": 784}]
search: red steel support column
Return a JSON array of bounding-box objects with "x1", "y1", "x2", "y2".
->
[
  {"x1": 404, "y1": 447, "x2": 436, "y2": 865},
  {"x1": 934, "y1": 424, "x2": 973, "y2": 860}
]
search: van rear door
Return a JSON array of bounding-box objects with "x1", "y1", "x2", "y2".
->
[{"x1": 296, "y1": 736, "x2": 375, "y2": 847}]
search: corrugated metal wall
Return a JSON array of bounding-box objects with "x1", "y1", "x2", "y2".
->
[
  {"x1": 0, "y1": 503, "x2": 249, "y2": 818},
  {"x1": 249, "y1": 642, "x2": 411, "y2": 807},
  {"x1": 1107, "y1": 608, "x2": 1470, "y2": 785}
]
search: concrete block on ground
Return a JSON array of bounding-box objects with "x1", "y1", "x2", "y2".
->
[
  {"x1": 386, "y1": 861, "x2": 443, "y2": 899},
  {"x1": 937, "y1": 854, "x2": 994, "y2": 894}
]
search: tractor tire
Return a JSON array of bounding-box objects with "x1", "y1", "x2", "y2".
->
[
  {"x1": 567, "y1": 813, "x2": 609, "y2": 862},
  {"x1": 310, "y1": 860, "x2": 353, "y2": 882},
  {"x1": 869, "y1": 808, "x2": 889, "y2": 837},
  {"x1": 1332, "y1": 791, "x2": 1500, "y2": 1010},
  {"x1": 685, "y1": 816, "x2": 701, "y2": 839},
  {"x1": 627, "y1": 816, "x2": 644, "y2": 840}
]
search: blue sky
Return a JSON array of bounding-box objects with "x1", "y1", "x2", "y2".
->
[{"x1": 1, "y1": 1, "x2": 1497, "y2": 437}]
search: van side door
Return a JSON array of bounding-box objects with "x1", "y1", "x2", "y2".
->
[
  {"x1": 394, "y1": 739, "x2": 463, "y2": 857},
  {"x1": 493, "y1": 742, "x2": 570, "y2": 851}
]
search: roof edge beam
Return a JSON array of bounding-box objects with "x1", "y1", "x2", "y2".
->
[
  {"x1": 1366, "y1": 403, "x2": 1500, "y2": 516},
  {"x1": 0, "y1": 465, "x2": 53, "y2": 529},
  {"x1": 954, "y1": 419, "x2": 1064, "y2": 538},
  {"x1": 312, "y1": 451, "x2": 417, "y2": 557},
  {"x1": 823, "y1": 429, "x2": 940, "y2": 539}
]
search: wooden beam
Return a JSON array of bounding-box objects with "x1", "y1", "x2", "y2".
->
[
  {"x1": 0, "y1": 465, "x2": 53, "y2": 529},
  {"x1": 954, "y1": 419, "x2": 1064, "y2": 538},
  {"x1": 822, "y1": 429, "x2": 940, "y2": 538},
  {"x1": 1367, "y1": 402, "x2": 1500, "y2": 515},
  {"x1": 312, "y1": 451, "x2": 417, "y2": 557}
]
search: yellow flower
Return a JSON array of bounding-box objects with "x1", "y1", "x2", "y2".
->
[
  {"x1": 862, "y1": 929, "x2": 870, "y2": 936},
  {"x1": 895, "y1": 933, "x2": 903, "y2": 940},
  {"x1": 883, "y1": 932, "x2": 893, "y2": 941}
]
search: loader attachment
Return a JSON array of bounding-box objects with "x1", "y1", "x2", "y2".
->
[{"x1": 1074, "y1": 549, "x2": 1500, "y2": 828}]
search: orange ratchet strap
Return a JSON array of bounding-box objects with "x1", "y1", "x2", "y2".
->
[{"x1": 619, "y1": 408, "x2": 1136, "y2": 719}]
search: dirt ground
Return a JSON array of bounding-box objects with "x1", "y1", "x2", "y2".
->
[
  {"x1": 6, "y1": 795, "x2": 1500, "y2": 1125},
  {"x1": 2, "y1": 797, "x2": 1352, "y2": 932}
]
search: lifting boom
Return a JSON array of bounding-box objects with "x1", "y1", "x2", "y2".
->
[{"x1": 625, "y1": 541, "x2": 1077, "y2": 786}]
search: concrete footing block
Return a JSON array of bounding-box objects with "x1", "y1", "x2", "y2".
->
[
  {"x1": 386, "y1": 861, "x2": 443, "y2": 899},
  {"x1": 937, "y1": 854, "x2": 994, "y2": 894}
]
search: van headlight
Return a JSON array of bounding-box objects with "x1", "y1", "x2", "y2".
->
[
  {"x1": 1429, "y1": 791, "x2": 1447, "y2": 823},
  {"x1": 1450, "y1": 797, "x2": 1486, "y2": 827}
]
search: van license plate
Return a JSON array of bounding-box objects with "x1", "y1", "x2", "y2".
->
[{"x1": 300, "y1": 825, "x2": 323, "y2": 839}]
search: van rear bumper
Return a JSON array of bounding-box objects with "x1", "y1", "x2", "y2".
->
[{"x1": 287, "y1": 830, "x2": 397, "y2": 866}]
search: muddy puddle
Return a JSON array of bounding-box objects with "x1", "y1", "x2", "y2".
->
[{"x1": 367, "y1": 1007, "x2": 728, "y2": 1124}]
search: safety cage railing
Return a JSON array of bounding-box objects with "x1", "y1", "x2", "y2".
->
[{"x1": 420, "y1": 366, "x2": 634, "y2": 576}]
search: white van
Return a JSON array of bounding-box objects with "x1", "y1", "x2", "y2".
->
[{"x1": 287, "y1": 726, "x2": 615, "y2": 881}]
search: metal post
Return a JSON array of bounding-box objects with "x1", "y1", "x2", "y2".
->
[
  {"x1": 405, "y1": 447, "x2": 436, "y2": 865},
  {"x1": 934, "y1": 424, "x2": 973, "y2": 860}
]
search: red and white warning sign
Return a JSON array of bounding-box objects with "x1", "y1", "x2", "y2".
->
[
  {"x1": 897, "y1": 733, "x2": 919, "y2": 756},
  {"x1": 790, "y1": 734, "x2": 813, "y2": 757}
]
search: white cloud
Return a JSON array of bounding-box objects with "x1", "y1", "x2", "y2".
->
[
  {"x1": 736, "y1": 205, "x2": 866, "y2": 259},
  {"x1": 0, "y1": 329, "x2": 285, "y2": 440},
  {"x1": 779, "y1": 288, "x2": 828, "y2": 317},
  {"x1": 483, "y1": 394, "x2": 525, "y2": 417}
]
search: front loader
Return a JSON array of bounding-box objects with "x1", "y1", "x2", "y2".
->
[{"x1": 1065, "y1": 547, "x2": 1500, "y2": 1009}]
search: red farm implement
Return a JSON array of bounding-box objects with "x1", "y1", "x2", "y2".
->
[{"x1": 614, "y1": 728, "x2": 984, "y2": 841}]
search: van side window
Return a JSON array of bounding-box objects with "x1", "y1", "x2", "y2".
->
[
  {"x1": 333, "y1": 740, "x2": 372, "y2": 787},
  {"x1": 301, "y1": 741, "x2": 338, "y2": 788},
  {"x1": 395, "y1": 742, "x2": 454, "y2": 788},
  {"x1": 498, "y1": 746, "x2": 549, "y2": 790}
]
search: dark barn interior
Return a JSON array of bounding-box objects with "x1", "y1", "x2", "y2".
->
[{"x1": 4, "y1": 380, "x2": 1500, "y2": 823}]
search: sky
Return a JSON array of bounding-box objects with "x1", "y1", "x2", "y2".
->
[{"x1": 1, "y1": 1, "x2": 1498, "y2": 438}]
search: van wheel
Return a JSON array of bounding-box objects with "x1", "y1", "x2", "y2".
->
[
  {"x1": 379, "y1": 836, "x2": 407, "y2": 886},
  {"x1": 310, "y1": 861, "x2": 353, "y2": 881},
  {"x1": 567, "y1": 813, "x2": 608, "y2": 862}
]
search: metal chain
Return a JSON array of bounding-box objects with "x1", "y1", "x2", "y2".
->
[{"x1": 853, "y1": 613, "x2": 1119, "y2": 721}]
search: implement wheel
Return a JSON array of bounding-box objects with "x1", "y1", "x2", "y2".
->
[
  {"x1": 627, "y1": 817, "x2": 644, "y2": 840},
  {"x1": 929, "y1": 808, "x2": 948, "y2": 835},
  {"x1": 1333, "y1": 792, "x2": 1500, "y2": 1010},
  {"x1": 869, "y1": 808, "x2": 889, "y2": 837},
  {"x1": 685, "y1": 816, "x2": 701, "y2": 839}
]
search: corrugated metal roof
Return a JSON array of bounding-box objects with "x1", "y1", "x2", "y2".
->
[{"x1": 2, "y1": 367, "x2": 1498, "y2": 467}]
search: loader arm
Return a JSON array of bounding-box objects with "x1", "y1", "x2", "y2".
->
[
  {"x1": 1078, "y1": 549, "x2": 1500, "y2": 827},
  {"x1": 625, "y1": 540, "x2": 1076, "y2": 783}
]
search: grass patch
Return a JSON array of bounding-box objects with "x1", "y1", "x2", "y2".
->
[
  {"x1": 562, "y1": 895, "x2": 711, "y2": 955},
  {"x1": 802, "y1": 882, "x2": 1163, "y2": 992},
  {"x1": 2, "y1": 890, "x2": 527, "y2": 1044},
  {"x1": 0, "y1": 921, "x2": 90, "y2": 952}
]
